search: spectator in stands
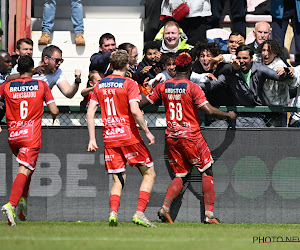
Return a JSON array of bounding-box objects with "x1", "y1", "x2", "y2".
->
[
  {"x1": 257, "y1": 39, "x2": 297, "y2": 126},
  {"x1": 247, "y1": 21, "x2": 271, "y2": 52},
  {"x1": 0, "y1": 28, "x2": 3, "y2": 46},
  {"x1": 226, "y1": 32, "x2": 245, "y2": 55},
  {"x1": 192, "y1": 41, "x2": 235, "y2": 107},
  {"x1": 0, "y1": 50, "x2": 12, "y2": 123},
  {"x1": 11, "y1": 38, "x2": 33, "y2": 74},
  {"x1": 118, "y1": 43, "x2": 139, "y2": 80},
  {"x1": 38, "y1": 0, "x2": 85, "y2": 46},
  {"x1": 140, "y1": 52, "x2": 236, "y2": 224},
  {"x1": 32, "y1": 45, "x2": 81, "y2": 98},
  {"x1": 144, "y1": 0, "x2": 163, "y2": 43},
  {"x1": 81, "y1": 70, "x2": 101, "y2": 107},
  {"x1": 160, "y1": 0, "x2": 211, "y2": 46},
  {"x1": 89, "y1": 33, "x2": 117, "y2": 77},
  {"x1": 136, "y1": 41, "x2": 162, "y2": 95},
  {"x1": 211, "y1": 45, "x2": 290, "y2": 127},
  {"x1": 289, "y1": 66, "x2": 300, "y2": 126},
  {"x1": 271, "y1": 0, "x2": 300, "y2": 66},
  {"x1": 207, "y1": 0, "x2": 246, "y2": 38},
  {"x1": 257, "y1": 40, "x2": 297, "y2": 106},
  {"x1": 154, "y1": 21, "x2": 193, "y2": 53},
  {"x1": 0, "y1": 50, "x2": 12, "y2": 84}
]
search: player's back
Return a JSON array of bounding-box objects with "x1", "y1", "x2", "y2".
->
[
  {"x1": 151, "y1": 77, "x2": 208, "y2": 139},
  {"x1": 0, "y1": 78, "x2": 52, "y2": 147},
  {"x1": 93, "y1": 74, "x2": 143, "y2": 148}
]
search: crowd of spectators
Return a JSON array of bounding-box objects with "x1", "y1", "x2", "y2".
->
[{"x1": 1, "y1": 0, "x2": 300, "y2": 127}]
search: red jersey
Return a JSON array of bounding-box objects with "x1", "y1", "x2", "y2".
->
[
  {"x1": 90, "y1": 74, "x2": 143, "y2": 148},
  {"x1": 148, "y1": 77, "x2": 208, "y2": 139},
  {"x1": 0, "y1": 77, "x2": 55, "y2": 148}
]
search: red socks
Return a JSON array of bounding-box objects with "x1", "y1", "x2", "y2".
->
[
  {"x1": 22, "y1": 173, "x2": 32, "y2": 198},
  {"x1": 110, "y1": 194, "x2": 121, "y2": 213},
  {"x1": 136, "y1": 191, "x2": 151, "y2": 213},
  {"x1": 163, "y1": 177, "x2": 183, "y2": 209},
  {"x1": 202, "y1": 175, "x2": 215, "y2": 212},
  {"x1": 9, "y1": 173, "x2": 28, "y2": 207}
]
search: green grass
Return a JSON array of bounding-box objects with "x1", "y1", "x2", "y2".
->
[{"x1": 1, "y1": 221, "x2": 300, "y2": 250}]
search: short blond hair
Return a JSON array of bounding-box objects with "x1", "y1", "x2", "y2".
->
[{"x1": 110, "y1": 50, "x2": 129, "y2": 70}]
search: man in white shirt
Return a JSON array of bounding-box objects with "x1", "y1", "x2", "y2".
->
[{"x1": 33, "y1": 45, "x2": 81, "y2": 98}]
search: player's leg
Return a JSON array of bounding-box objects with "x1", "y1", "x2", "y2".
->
[
  {"x1": 17, "y1": 172, "x2": 32, "y2": 221},
  {"x1": 202, "y1": 168, "x2": 220, "y2": 224},
  {"x1": 105, "y1": 147, "x2": 127, "y2": 227},
  {"x1": 158, "y1": 138, "x2": 189, "y2": 223},
  {"x1": 132, "y1": 164, "x2": 156, "y2": 227},
  {"x1": 2, "y1": 164, "x2": 32, "y2": 226},
  {"x1": 109, "y1": 172, "x2": 126, "y2": 227}
]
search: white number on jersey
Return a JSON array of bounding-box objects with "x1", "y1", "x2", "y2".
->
[
  {"x1": 20, "y1": 100, "x2": 28, "y2": 119},
  {"x1": 104, "y1": 97, "x2": 117, "y2": 116},
  {"x1": 169, "y1": 102, "x2": 183, "y2": 121}
]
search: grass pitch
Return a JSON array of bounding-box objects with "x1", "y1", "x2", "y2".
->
[{"x1": 1, "y1": 221, "x2": 300, "y2": 250}]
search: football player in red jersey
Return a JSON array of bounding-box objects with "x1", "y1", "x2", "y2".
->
[
  {"x1": 0, "y1": 56, "x2": 59, "y2": 226},
  {"x1": 86, "y1": 50, "x2": 156, "y2": 227},
  {"x1": 140, "y1": 52, "x2": 236, "y2": 224}
]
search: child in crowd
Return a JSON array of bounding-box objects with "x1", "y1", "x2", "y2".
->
[
  {"x1": 118, "y1": 43, "x2": 139, "y2": 80},
  {"x1": 136, "y1": 41, "x2": 162, "y2": 95},
  {"x1": 81, "y1": 70, "x2": 102, "y2": 106},
  {"x1": 148, "y1": 51, "x2": 217, "y2": 90}
]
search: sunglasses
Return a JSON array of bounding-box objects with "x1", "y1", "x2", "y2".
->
[{"x1": 47, "y1": 56, "x2": 64, "y2": 64}]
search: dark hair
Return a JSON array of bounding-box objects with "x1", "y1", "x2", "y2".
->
[
  {"x1": 0, "y1": 49, "x2": 9, "y2": 58},
  {"x1": 161, "y1": 52, "x2": 177, "y2": 65},
  {"x1": 16, "y1": 38, "x2": 33, "y2": 50},
  {"x1": 257, "y1": 39, "x2": 282, "y2": 57},
  {"x1": 17, "y1": 55, "x2": 34, "y2": 74},
  {"x1": 229, "y1": 32, "x2": 245, "y2": 39},
  {"x1": 192, "y1": 40, "x2": 222, "y2": 59},
  {"x1": 99, "y1": 33, "x2": 115, "y2": 46},
  {"x1": 110, "y1": 50, "x2": 129, "y2": 70},
  {"x1": 0, "y1": 28, "x2": 3, "y2": 36},
  {"x1": 143, "y1": 41, "x2": 160, "y2": 55},
  {"x1": 41, "y1": 45, "x2": 62, "y2": 61},
  {"x1": 236, "y1": 45, "x2": 254, "y2": 57},
  {"x1": 118, "y1": 43, "x2": 136, "y2": 54}
]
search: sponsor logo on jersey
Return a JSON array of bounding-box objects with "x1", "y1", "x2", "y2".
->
[
  {"x1": 165, "y1": 82, "x2": 187, "y2": 94},
  {"x1": 9, "y1": 80, "x2": 39, "y2": 92},
  {"x1": 98, "y1": 77, "x2": 125, "y2": 89},
  {"x1": 105, "y1": 127, "x2": 125, "y2": 136}
]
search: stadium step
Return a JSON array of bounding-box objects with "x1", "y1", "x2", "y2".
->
[{"x1": 31, "y1": 3, "x2": 145, "y2": 106}]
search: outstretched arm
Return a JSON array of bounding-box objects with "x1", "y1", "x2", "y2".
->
[
  {"x1": 200, "y1": 102, "x2": 237, "y2": 120},
  {"x1": 130, "y1": 101, "x2": 154, "y2": 145}
]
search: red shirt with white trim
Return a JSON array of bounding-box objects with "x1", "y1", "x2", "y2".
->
[
  {"x1": 90, "y1": 74, "x2": 143, "y2": 148},
  {"x1": 0, "y1": 77, "x2": 55, "y2": 148},
  {"x1": 148, "y1": 77, "x2": 208, "y2": 139}
]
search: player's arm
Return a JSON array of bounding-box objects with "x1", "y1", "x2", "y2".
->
[
  {"x1": 57, "y1": 69, "x2": 82, "y2": 98},
  {"x1": 47, "y1": 102, "x2": 59, "y2": 121},
  {"x1": 0, "y1": 126, "x2": 2, "y2": 133},
  {"x1": 200, "y1": 102, "x2": 237, "y2": 120},
  {"x1": 130, "y1": 101, "x2": 154, "y2": 145},
  {"x1": 86, "y1": 100, "x2": 99, "y2": 152}
]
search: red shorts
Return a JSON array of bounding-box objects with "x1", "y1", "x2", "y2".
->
[
  {"x1": 166, "y1": 137, "x2": 213, "y2": 177},
  {"x1": 9, "y1": 143, "x2": 40, "y2": 171},
  {"x1": 104, "y1": 141, "x2": 153, "y2": 173}
]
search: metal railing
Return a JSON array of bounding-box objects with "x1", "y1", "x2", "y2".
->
[{"x1": 39, "y1": 106, "x2": 300, "y2": 128}]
